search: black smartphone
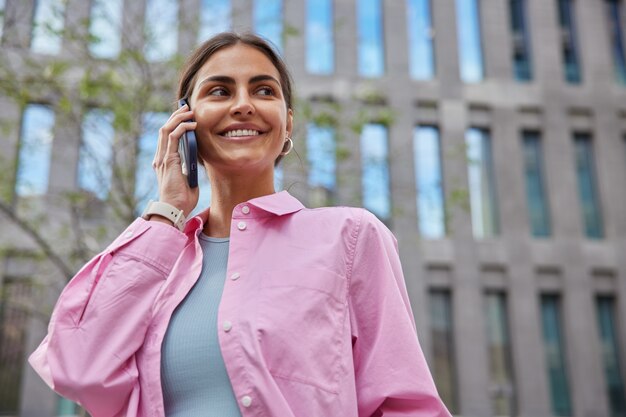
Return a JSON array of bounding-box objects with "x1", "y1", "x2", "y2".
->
[{"x1": 177, "y1": 99, "x2": 198, "y2": 188}]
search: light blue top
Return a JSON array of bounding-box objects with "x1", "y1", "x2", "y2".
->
[{"x1": 160, "y1": 234, "x2": 242, "y2": 417}]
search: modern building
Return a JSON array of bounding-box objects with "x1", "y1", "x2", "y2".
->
[{"x1": 0, "y1": 0, "x2": 625, "y2": 416}]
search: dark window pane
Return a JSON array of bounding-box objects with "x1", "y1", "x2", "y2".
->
[
  {"x1": 429, "y1": 290, "x2": 458, "y2": 413},
  {"x1": 606, "y1": 0, "x2": 626, "y2": 84},
  {"x1": 557, "y1": 0, "x2": 582, "y2": 83},
  {"x1": 522, "y1": 131, "x2": 551, "y2": 237},
  {"x1": 596, "y1": 296, "x2": 626, "y2": 416},
  {"x1": 540, "y1": 294, "x2": 573, "y2": 416},
  {"x1": 509, "y1": 0, "x2": 533, "y2": 81},
  {"x1": 573, "y1": 134, "x2": 603, "y2": 238}
]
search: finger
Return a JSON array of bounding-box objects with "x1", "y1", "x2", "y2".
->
[
  {"x1": 166, "y1": 121, "x2": 197, "y2": 157},
  {"x1": 154, "y1": 110, "x2": 194, "y2": 168}
]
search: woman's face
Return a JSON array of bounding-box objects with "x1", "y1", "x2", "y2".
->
[{"x1": 189, "y1": 43, "x2": 293, "y2": 175}]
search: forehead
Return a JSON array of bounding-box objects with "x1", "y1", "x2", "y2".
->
[{"x1": 196, "y1": 43, "x2": 281, "y2": 82}]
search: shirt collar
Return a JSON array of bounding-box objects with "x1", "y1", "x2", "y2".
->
[
  {"x1": 189, "y1": 190, "x2": 305, "y2": 231},
  {"x1": 246, "y1": 190, "x2": 305, "y2": 216}
]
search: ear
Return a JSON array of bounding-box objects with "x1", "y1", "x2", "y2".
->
[{"x1": 286, "y1": 108, "x2": 294, "y2": 137}]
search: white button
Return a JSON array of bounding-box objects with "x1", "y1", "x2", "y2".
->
[
  {"x1": 125, "y1": 231, "x2": 133, "y2": 238},
  {"x1": 241, "y1": 395, "x2": 252, "y2": 407},
  {"x1": 241, "y1": 205, "x2": 250, "y2": 214},
  {"x1": 230, "y1": 272, "x2": 240, "y2": 280},
  {"x1": 237, "y1": 221, "x2": 247, "y2": 230},
  {"x1": 223, "y1": 320, "x2": 232, "y2": 332}
]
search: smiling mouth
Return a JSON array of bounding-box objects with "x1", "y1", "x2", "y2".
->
[{"x1": 222, "y1": 129, "x2": 261, "y2": 138}]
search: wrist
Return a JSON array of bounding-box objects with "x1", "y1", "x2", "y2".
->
[
  {"x1": 147, "y1": 214, "x2": 176, "y2": 227},
  {"x1": 141, "y1": 200, "x2": 186, "y2": 231}
]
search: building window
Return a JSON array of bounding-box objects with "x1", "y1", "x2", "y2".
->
[
  {"x1": 509, "y1": 0, "x2": 533, "y2": 81},
  {"x1": 0, "y1": 277, "x2": 32, "y2": 413},
  {"x1": 0, "y1": 0, "x2": 7, "y2": 41},
  {"x1": 144, "y1": 0, "x2": 178, "y2": 62},
  {"x1": 30, "y1": 0, "x2": 66, "y2": 54},
  {"x1": 485, "y1": 292, "x2": 516, "y2": 416},
  {"x1": 360, "y1": 124, "x2": 390, "y2": 221},
  {"x1": 429, "y1": 289, "x2": 458, "y2": 414},
  {"x1": 254, "y1": 0, "x2": 283, "y2": 51},
  {"x1": 522, "y1": 131, "x2": 551, "y2": 237},
  {"x1": 306, "y1": 0, "x2": 334, "y2": 74},
  {"x1": 16, "y1": 104, "x2": 55, "y2": 197},
  {"x1": 557, "y1": 0, "x2": 582, "y2": 83},
  {"x1": 190, "y1": 166, "x2": 212, "y2": 217},
  {"x1": 306, "y1": 123, "x2": 336, "y2": 205},
  {"x1": 606, "y1": 0, "x2": 626, "y2": 84},
  {"x1": 413, "y1": 126, "x2": 445, "y2": 238},
  {"x1": 456, "y1": 0, "x2": 484, "y2": 82},
  {"x1": 78, "y1": 109, "x2": 114, "y2": 200},
  {"x1": 407, "y1": 0, "x2": 435, "y2": 80},
  {"x1": 357, "y1": 0, "x2": 385, "y2": 77},
  {"x1": 466, "y1": 128, "x2": 499, "y2": 238},
  {"x1": 88, "y1": 0, "x2": 123, "y2": 58},
  {"x1": 274, "y1": 165, "x2": 283, "y2": 191},
  {"x1": 540, "y1": 294, "x2": 573, "y2": 417},
  {"x1": 198, "y1": 0, "x2": 231, "y2": 42},
  {"x1": 135, "y1": 112, "x2": 168, "y2": 213},
  {"x1": 596, "y1": 296, "x2": 626, "y2": 416},
  {"x1": 573, "y1": 133, "x2": 603, "y2": 239}
]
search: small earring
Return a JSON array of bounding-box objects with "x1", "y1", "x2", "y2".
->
[{"x1": 280, "y1": 137, "x2": 293, "y2": 156}]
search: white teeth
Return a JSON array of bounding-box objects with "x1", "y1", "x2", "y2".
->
[{"x1": 224, "y1": 129, "x2": 260, "y2": 137}]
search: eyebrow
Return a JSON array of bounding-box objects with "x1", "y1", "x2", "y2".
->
[{"x1": 198, "y1": 74, "x2": 281, "y2": 88}]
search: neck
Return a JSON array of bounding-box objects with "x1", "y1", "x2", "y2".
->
[{"x1": 202, "y1": 166, "x2": 275, "y2": 238}]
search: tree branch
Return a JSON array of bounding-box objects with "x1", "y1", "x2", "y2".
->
[{"x1": 0, "y1": 200, "x2": 74, "y2": 280}]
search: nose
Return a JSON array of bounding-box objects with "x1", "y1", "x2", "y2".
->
[{"x1": 231, "y1": 90, "x2": 254, "y2": 116}]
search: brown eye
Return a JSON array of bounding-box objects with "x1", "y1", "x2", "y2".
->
[
  {"x1": 209, "y1": 87, "x2": 229, "y2": 96},
  {"x1": 256, "y1": 86, "x2": 274, "y2": 96}
]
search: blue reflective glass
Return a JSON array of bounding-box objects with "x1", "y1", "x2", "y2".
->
[
  {"x1": 306, "y1": 0, "x2": 334, "y2": 74},
  {"x1": 466, "y1": 128, "x2": 499, "y2": 238},
  {"x1": 574, "y1": 134, "x2": 603, "y2": 238},
  {"x1": 306, "y1": 123, "x2": 336, "y2": 190},
  {"x1": 361, "y1": 124, "x2": 390, "y2": 220},
  {"x1": 596, "y1": 296, "x2": 626, "y2": 416},
  {"x1": 357, "y1": 0, "x2": 384, "y2": 77},
  {"x1": 509, "y1": 0, "x2": 533, "y2": 81},
  {"x1": 456, "y1": 0, "x2": 484, "y2": 82},
  {"x1": 145, "y1": 0, "x2": 178, "y2": 62},
  {"x1": 190, "y1": 166, "x2": 212, "y2": 217},
  {"x1": 274, "y1": 165, "x2": 283, "y2": 191},
  {"x1": 407, "y1": 0, "x2": 435, "y2": 80},
  {"x1": 89, "y1": 0, "x2": 123, "y2": 58},
  {"x1": 31, "y1": 0, "x2": 65, "y2": 54},
  {"x1": 607, "y1": 0, "x2": 626, "y2": 84},
  {"x1": 541, "y1": 295, "x2": 573, "y2": 417},
  {"x1": 413, "y1": 126, "x2": 445, "y2": 238},
  {"x1": 254, "y1": 0, "x2": 283, "y2": 51},
  {"x1": 135, "y1": 112, "x2": 168, "y2": 213},
  {"x1": 522, "y1": 132, "x2": 551, "y2": 237},
  {"x1": 16, "y1": 105, "x2": 55, "y2": 196},
  {"x1": 78, "y1": 109, "x2": 114, "y2": 199},
  {"x1": 199, "y1": 0, "x2": 231, "y2": 42},
  {"x1": 557, "y1": 0, "x2": 582, "y2": 83}
]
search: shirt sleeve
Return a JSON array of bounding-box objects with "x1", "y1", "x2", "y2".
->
[
  {"x1": 28, "y1": 218, "x2": 187, "y2": 417},
  {"x1": 348, "y1": 209, "x2": 451, "y2": 417}
]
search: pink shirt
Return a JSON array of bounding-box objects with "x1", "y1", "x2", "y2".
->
[{"x1": 29, "y1": 191, "x2": 451, "y2": 417}]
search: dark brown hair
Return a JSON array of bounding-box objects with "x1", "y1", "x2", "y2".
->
[{"x1": 177, "y1": 32, "x2": 293, "y2": 111}]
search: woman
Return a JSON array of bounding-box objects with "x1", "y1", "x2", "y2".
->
[{"x1": 29, "y1": 32, "x2": 450, "y2": 417}]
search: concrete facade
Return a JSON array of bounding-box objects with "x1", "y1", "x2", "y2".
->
[{"x1": 1, "y1": 0, "x2": 625, "y2": 416}]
